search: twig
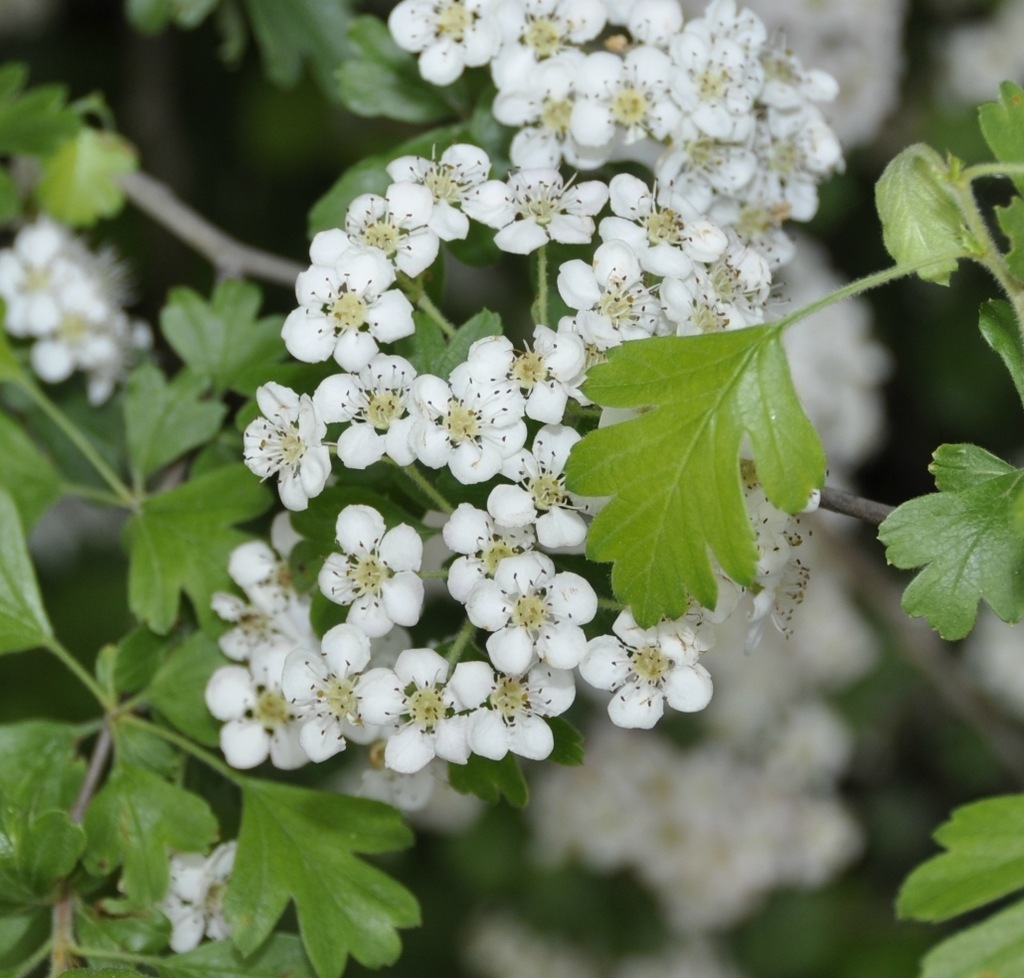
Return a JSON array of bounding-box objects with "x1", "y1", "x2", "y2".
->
[
  {"x1": 119, "y1": 170, "x2": 303, "y2": 287},
  {"x1": 70, "y1": 722, "x2": 113, "y2": 824},
  {"x1": 819, "y1": 485, "x2": 894, "y2": 526}
]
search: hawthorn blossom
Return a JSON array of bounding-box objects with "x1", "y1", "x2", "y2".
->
[
  {"x1": 464, "y1": 168, "x2": 608, "y2": 254},
  {"x1": 344, "y1": 183, "x2": 439, "y2": 276},
  {"x1": 492, "y1": 0, "x2": 605, "y2": 69},
  {"x1": 465, "y1": 551, "x2": 597, "y2": 674},
  {"x1": 442, "y1": 501, "x2": 536, "y2": 603},
  {"x1": 0, "y1": 217, "x2": 76, "y2": 336},
  {"x1": 358, "y1": 649, "x2": 486, "y2": 773},
  {"x1": 281, "y1": 241, "x2": 414, "y2": 371},
  {"x1": 386, "y1": 144, "x2": 492, "y2": 241},
  {"x1": 488, "y1": 424, "x2": 592, "y2": 549},
  {"x1": 161, "y1": 842, "x2": 236, "y2": 952},
  {"x1": 243, "y1": 382, "x2": 331, "y2": 511},
  {"x1": 388, "y1": 0, "x2": 502, "y2": 86},
  {"x1": 579, "y1": 608, "x2": 714, "y2": 728},
  {"x1": 318, "y1": 504, "x2": 424, "y2": 637},
  {"x1": 313, "y1": 354, "x2": 418, "y2": 469},
  {"x1": 205, "y1": 645, "x2": 307, "y2": 770}
]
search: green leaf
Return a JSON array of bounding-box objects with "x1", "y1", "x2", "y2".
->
[
  {"x1": 160, "y1": 282, "x2": 285, "y2": 396},
  {"x1": 83, "y1": 762, "x2": 218, "y2": 906},
  {"x1": 145, "y1": 632, "x2": 226, "y2": 748},
  {"x1": 0, "y1": 488, "x2": 53, "y2": 654},
  {"x1": 980, "y1": 81, "x2": 1024, "y2": 196},
  {"x1": 126, "y1": 0, "x2": 219, "y2": 31},
  {"x1": 995, "y1": 197, "x2": 1024, "y2": 283},
  {"x1": 289, "y1": 484, "x2": 428, "y2": 548},
  {"x1": 0, "y1": 64, "x2": 80, "y2": 156},
  {"x1": 36, "y1": 128, "x2": 138, "y2": 228},
  {"x1": 874, "y1": 143, "x2": 966, "y2": 285},
  {"x1": 448, "y1": 753, "x2": 529, "y2": 808},
  {"x1": 124, "y1": 465, "x2": 272, "y2": 634},
  {"x1": 240, "y1": 0, "x2": 352, "y2": 98},
  {"x1": 225, "y1": 780, "x2": 419, "y2": 978},
  {"x1": 0, "y1": 805, "x2": 86, "y2": 904},
  {"x1": 158, "y1": 935, "x2": 317, "y2": 978},
  {"x1": 0, "y1": 721, "x2": 84, "y2": 813},
  {"x1": 307, "y1": 124, "x2": 464, "y2": 236},
  {"x1": 0, "y1": 168, "x2": 20, "y2": 223},
  {"x1": 879, "y1": 443, "x2": 1024, "y2": 639},
  {"x1": 979, "y1": 299, "x2": 1024, "y2": 412},
  {"x1": 0, "y1": 411, "x2": 61, "y2": 528},
  {"x1": 75, "y1": 900, "x2": 170, "y2": 955},
  {"x1": 125, "y1": 365, "x2": 226, "y2": 482},
  {"x1": 899, "y1": 795, "x2": 1024, "y2": 922},
  {"x1": 61, "y1": 970, "x2": 147, "y2": 978},
  {"x1": 336, "y1": 15, "x2": 455, "y2": 123},
  {"x1": 111, "y1": 722, "x2": 181, "y2": 779},
  {"x1": 113, "y1": 628, "x2": 171, "y2": 696},
  {"x1": 919, "y1": 896, "x2": 1024, "y2": 978},
  {"x1": 547, "y1": 716, "x2": 584, "y2": 766},
  {"x1": 0, "y1": 908, "x2": 49, "y2": 975},
  {"x1": 566, "y1": 330, "x2": 825, "y2": 624}
]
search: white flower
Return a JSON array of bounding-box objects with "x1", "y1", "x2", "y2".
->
[
  {"x1": 358, "y1": 649, "x2": 485, "y2": 773},
  {"x1": 465, "y1": 551, "x2": 596, "y2": 673},
  {"x1": 455, "y1": 660, "x2": 577, "y2": 761},
  {"x1": 388, "y1": 0, "x2": 502, "y2": 86},
  {"x1": 627, "y1": 0, "x2": 683, "y2": 48},
  {"x1": 464, "y1": 168, "x2": 608, "y2": 254},
  {"x1": 579, "y1": 608, "x2": 714, "y2": 728},
  {"x1": 243, "y1": 382, "x2": 331, "y2": 511},
  {"x1": 442, "y1": 501, "x2": 537, "y2": 603},
  {"x1": 205, "y1": 646, "x2": 307, "y2": 770},
  {"x1": 0, "y1": 217, "x2": 76, "y2": 337},
  {"x1": 408, "y1": 361, "x2": 527, "y2": 484},
  {"x1": 281, "y1": 623, "x2": 376, "y2": 762},
  {"x1": 386, "y1": 144, "x2": 492, "y2": 241},
  {"x1": 281, "y1": 242, "x2": 413, "y2": 371},
  {"x1": 313, "y1": 354, "x2": 418, "y2": 469},
  {"x1": 344, "y1": 183, "x2": 440, "y2": 276},
  {"x1": 318, "y1": 504, "x2": 424, "y2": 637},
  {"x1": 491, "y1": 0, "x2": 606, "y2": 77},
  {"x1": 161, "y1": 841, "x2": 236, "y2": 952},
  {"x1": 488, "y1": 424, "x2": 592, "y2": 549}
]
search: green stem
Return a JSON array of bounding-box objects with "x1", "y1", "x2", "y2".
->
[
  {"x1": 963, "y1": 161, "x2": 1024, "y2": 183},
  {"x1": 42, "y1": 637, "x2": 109, "y2": 708},
  {"x1": 413, "y1": 286, "x2": 457, "y2": 339},
  {"x1": 445, "y1": 617, "x2": 477, "y2": 674},
  {"x1": 68, "y1": 946, "x2": 164, "y2": 969},
  {"x1": 531, "y1": 245, "x2": 549, "y2": 327},
  {"x1": 122, "y1": 713, "x2": 239, "y2": 783},
  {"x1": 61, "y1": 481, "x2": 126, "y2": 507},
  {"x1": 18, "y1": 379, "x2": 134, "y2": 506},
  {"x1": 397, "y1": 462, "x2": 454, "y2": 514},
  {"x1": 771, "y1": 251, "x2": 971, "y2": 333},
  {"x1": 597, "y1": 596, "x2": 625, "y2": 612},
  {"x1": 13, "y1": 938, "x2": 51, "y2": 978}
]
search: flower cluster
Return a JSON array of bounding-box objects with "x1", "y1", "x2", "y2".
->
[{"x1": 0, "y1": 216, "x2": 150, "y2": 403}]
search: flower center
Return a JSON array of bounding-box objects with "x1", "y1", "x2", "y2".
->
[
  {"x1": 523, "y1": 17, "x2": 562, "y2": 57},
  {"x1": 255, "y1": 687, "x2": 292, "y2": 729},
  {"x1": 321, "y1": 676, "x2": 360, "y2": 720},
  {"x1": 693, "y1": 300, "x2": 727, "y2": 333},
  {"x1": 436, "y1": 0, "x2": 473, "y2": 39},
  {"x1": 24, "y1": 267, "x2": 50, "y2": 292},
  {"x1": 57, "y1": 313, "x2": 89, "y2": 343},
  {"x1": 424, "y1": 164, "x2": 462, "y2": 203},
  {"x1": 279, "y1": 429, "x2": 307, "y2": 467},
  {"x1": 510, "y1": 592, "x2": 548, "y2": 630},
  {"x1": 540, "y1": 97, "x2": 572, "y2": 135},
  {"x1": 597, "y1": 285, "x2": 636, "y2": 326},
  {"x1": 328, "y1": 291, "x2": 368, "y2": 331},
  {"x1": 697, "y1": 67, "x2": 729, "y2": 102},
  {"x1": 769, "y1": 137, "x2": 801, "y2": 176},
  {"x1": 482, "y1": 536, "x2": 517, "y2": 574},
  {"x1": 366, "y1": 390, "x2": 404, "y2": 429},
  {"x1": 406, "y1": 685, "x2": 446, "y2": 729},
  {"x1": 445, "y1": 401, "x2": 480, "y2": 443},
  {"x1": 645, "y1": 209, "x2": 683, "y2": 246},
  {"x1": 490, "y1": 676, "x2": 529, "y2": 718},
  {"x1": 522, "y1": 191, "x2": 558, "y2": 226},
  {"x1": 511, "y1": 349, "x2": 547, "y2": 388},
  {"x1": 631, "y1": 644, "x2": 671, "y2": 683},
  {"x1": 351, "y1": 554, "x2": 388, "y2": 595},
  {"x1": 529, "y1": 471, "x2": 566, "y2": 511},
  {"x1": 611, "y1": 86, "x2": 649, "y2": 127},
  {"x1": 359, "y1": 219, "x2": 400, "y2": 256}
]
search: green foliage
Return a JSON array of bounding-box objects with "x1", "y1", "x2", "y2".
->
[
  {"x1": 112, "y1": 628, "x2": 170, "y2": 696},
  {"x1": 400, "y1": 308, "x2": 503, "y2": 377},
  {"x1": 336, "y1": 15, "x2": 457, "y2": 123},
  {"x1": 0, "y1": 908, "x2": 50, "y2": 975},
  {"x1": 0, "y1": 804, "x2": 86, "y2": 905},
  {"x1": 36, "y1": 128, "x2": 138, "y2": 227},
  {"x1": 874, "y1": 144, "x2": 966, "y2": 285},
  {"x1": 125, "y1": 365, "x2": 226, "y2": 483},
  {"x1": 566, "y1": 329, "x2": 825, "y2": 624},
  {"x1": 878, "y1": 443, "x2": 1024, "y2": 639},
  {"x1": 899, "y1": 795, "x2": 1024, "y2": 921},
  {"x1": 75, "y1": 899, "x2": 171, "y2": 955},
  {"x1": 124, "y1": 465, "x2": 272, "y2": 634},
  {"x1": 0, "y1": 63, "x2": 80, "y2": 156},
  {"x1": 83, "y1": 760, "x2": 219, "y2": 906},
  {"x1": 160, "y1": 282, "x2": 285, "y2": 396},
  {"x1": 144, "y1": 632, "x2": 226, "y2": 748},
  {"x1": 979, "y1": 81, "x2": 1024, "y2": 197},
  {"x1": 547, "y1": 716, "x2": 585, "y2": 766},
  {"x1": 125, "y1": 0, "x2": 220, "y2": 32},
  {"x1": 0, "y1": 410, "x2": 61, "y2": 528},
  {"x1": 448, "y1": 753, "x2": 529, "y2": 808},
  {"x1": 225, "y1": 780, "x2": 420, "y2": 978},
  {"x1": 0, "y1": 489, "x2": 53, "y2": 655},
  {"x1": 158, "y1": 936, "x2": 317, "y2": 978},
  {"x1": 919, "y1": 898, "x2": 1024, "y2": 978},
  {"x1": 995, "y1": 197, "x2": 1024, "y2": 283},
  {"x1": 979, "y1": 300, "x2": 1024, "y2": 411},
  {"x1": 0, "y1": 721, "x2": 84, "y2": 813}
]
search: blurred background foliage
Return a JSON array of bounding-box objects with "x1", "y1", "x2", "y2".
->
[{"x1": 3, "y1": 1, "x2": 1024, "y2": 977}]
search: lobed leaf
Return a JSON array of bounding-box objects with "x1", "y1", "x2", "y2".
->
[
  {"x1": 879, "y1": 443, "x2": 1024, "y2": 639},
  {"x1": 145, "y1": 632, "x2": 226, "y2": 748},
  {"x1": 0, "y1": 411, "x2": 61, "y2": 529},
  {"x1": 158, "y1": 936, "x2": 317, "y2": 978},
  {"x1": 0, "y1": 805, "x2": 86, "y2": 905},
  {"x1": 899, "y1": 794, "x2": 1024, "y2": 922},
  {"x1": 995, "y1": 197, "x2": 1024, "y2": 284},
  {"x1": 920, "y1": 896, "x2": 1024, "y2": 978},
  {"x1": 0, "y1": 63, "x2": 80, "y2": 156},
  {"x1": 566, "y1": 330, "x2": 824, "y2": 625},
  {"x1": 874, "y1": 143, "x2": 966, "y2": 285},
  {"x1": 0, "y1": 721, "x2": 84, "y2": 813},
  {"x1": 0, "y1": 489, "x2": 53, "y2": 655},
  {"x1": 978, "y1": 299, "x2": 1024, "y2": 412},
  {"x1": 979, "y1": 81, "x2": 1024, "y2": 196},
  {"x1": 226, "y1": 780, "x2": 419, "y2": 978},
  {"x1": 448, "y1": 753, "x2": 529, "y2": 808}
]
